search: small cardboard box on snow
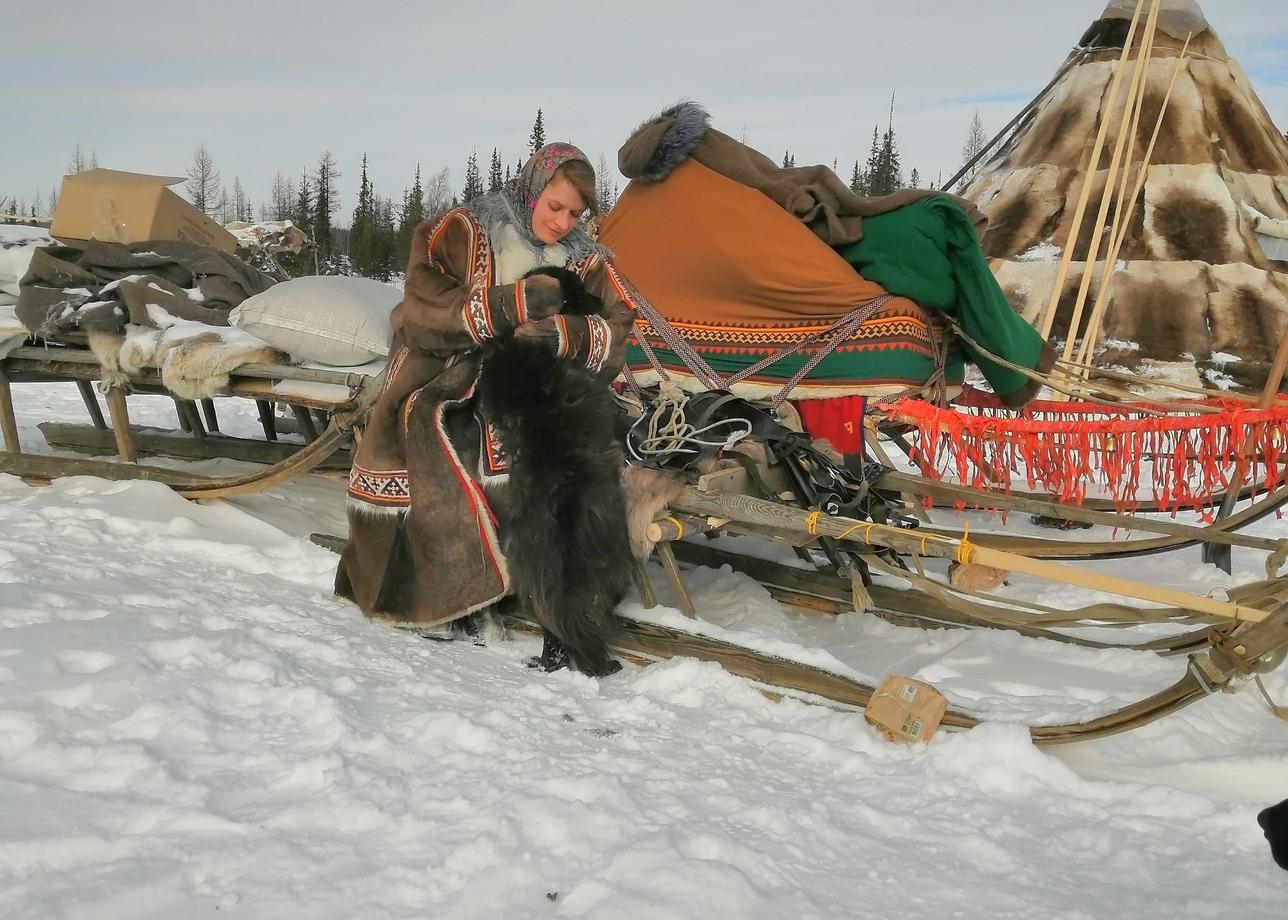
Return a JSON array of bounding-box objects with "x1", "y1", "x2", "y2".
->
[
  {"x1": 864, "y1": 675, "x2": 948, "y2": 743},
  {"x1": 50, "y1": 168, "x2": 236, "y2": 253}
]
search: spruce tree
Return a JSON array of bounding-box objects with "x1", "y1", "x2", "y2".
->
[
  {"x1": 529, "y1": 108, "x2": 546, "y2": 154},
  {"x1": 863, "y1": 126, "x2": 882, "y2": 194},
  {"x1": 488, "y1": 148, "x2": 503, "y2": 193},
  {"x1": 312, "y1": 151, "x2": 340, "y2": 267},
  {"x1": 375, "y1": 196, "x2": 398, "y2": 280},
  {"x1": 876, "y1": 124, "x2": 903, "y2": 194},
  {"x1": 462, "y1": 150, "x2": 483, "y2": 202},
  {"x1": 350, "y1": 154, "x2": 375, "y2": 276},
  {"x1": 868, "y1": 97, "x2": 903, "y2": 196},
  {"x1": 850, "y1": 160, "x2": 869, "y2": 196},
  {"x1": 909, "y1": 168, "x2": 921, "y2": 189},
  {"x1": 397, "y1": 165, "x2": 426, "y2": 264}
]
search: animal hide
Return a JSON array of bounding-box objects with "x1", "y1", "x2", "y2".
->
[
  {"x1": 476, "y1": 267, "x2": 632, "y2": 676},
  {"x1": 622, "y1": 466, "x2": 685, "y2": 559},
  {"x1": 89, "y1": 320, "x2": 283, "y2": 400}
]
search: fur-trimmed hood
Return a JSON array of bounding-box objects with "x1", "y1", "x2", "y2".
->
[{"x1": 618, "y1": 101, "x2": 712, "y2": 182}]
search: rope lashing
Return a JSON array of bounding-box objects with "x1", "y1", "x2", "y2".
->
[
  {"x1": 625, "y1": 382, "x2": 753, "y2": 467},
  {"x1": 623, "y1": 267, "x2": 896, "y2": 408}
]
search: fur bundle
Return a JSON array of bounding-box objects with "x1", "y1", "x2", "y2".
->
[{"x1": 476, "y1": 267, "x2": 632, "y2": 676}]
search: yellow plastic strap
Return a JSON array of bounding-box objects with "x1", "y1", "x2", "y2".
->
[
  {"x1": 666, "y1": 516, "x2": 685, "y2": 540},
  {"x1": 956, "y1": 522, "x2": 976, "y2": 565},
  {"x1": 805, "y1": 510, "x2": 820, "y2": 536}
]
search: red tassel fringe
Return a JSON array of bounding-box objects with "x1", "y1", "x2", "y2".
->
[{"x1": 889, "y1": 390, "x2": 1288, "y2": 518}]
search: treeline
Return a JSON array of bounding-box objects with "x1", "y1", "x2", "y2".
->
[{"x1": 13, "y1": 107, "x2": 1002, "y2": 277}]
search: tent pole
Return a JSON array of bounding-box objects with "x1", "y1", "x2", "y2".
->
[{"x1": 1037, "y1": 0, "x2": 1149, "y2": 340}]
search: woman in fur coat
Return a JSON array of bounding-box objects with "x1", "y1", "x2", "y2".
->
[{"x1": 335, "y1": 144, "x2": 640, "y2": 675}]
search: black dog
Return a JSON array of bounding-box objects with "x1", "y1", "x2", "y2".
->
[
  {"x1": 476, "y1": 267, "x2": 631, "y2": 676},
  {"x1": 1259, "y1": 798, "x2": 1288, "y2": 871}
]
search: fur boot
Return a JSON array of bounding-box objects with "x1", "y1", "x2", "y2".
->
[{"x1": 477, "y1": 267, "x2": 632, "y2": 677}]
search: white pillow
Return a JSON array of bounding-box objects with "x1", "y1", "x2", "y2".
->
[{"x1": 229, "y1": 275, "x2": 399, "y2": 367}]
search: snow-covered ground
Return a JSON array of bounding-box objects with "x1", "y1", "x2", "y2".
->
[{"x1": 1, "y1": 383, "x2": 1285, "y2": 918}]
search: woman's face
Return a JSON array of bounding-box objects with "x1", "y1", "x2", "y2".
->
[{"x1": 531, "y1": 173, "x2": 586, "y2": 245}]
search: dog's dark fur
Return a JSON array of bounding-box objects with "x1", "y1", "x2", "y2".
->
[
  {"x1": 1260, "y1": 798, "x2": 1288, "y2": 871},
  {"x1": 476, "y1": 267, "x2": 631, "y2": 676}
]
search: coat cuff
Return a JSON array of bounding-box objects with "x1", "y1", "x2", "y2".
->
[{"x1": 461, "y1": 276, "x2": 565, "y2": 345}]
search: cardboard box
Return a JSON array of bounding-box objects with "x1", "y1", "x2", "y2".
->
[
  {"x1": 864, "y1": 675, "x2": 949, "y2": 743},
  {"x1": 50, "y1": 168, "x2": 236, "y2": 253}
]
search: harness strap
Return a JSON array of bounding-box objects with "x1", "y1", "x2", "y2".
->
[{"x1": 623, "y1": 269, "x2": 899, "y2": 406}]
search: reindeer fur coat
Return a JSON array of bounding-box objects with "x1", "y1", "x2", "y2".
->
[{"x1": 335, "y1": 208, "x2": 637, "y2": 630}]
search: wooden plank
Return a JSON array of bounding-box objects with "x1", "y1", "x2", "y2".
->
[
  {"x1": 171, "y1": 398, "x2": 192, "y2": 433},
  {"x1": 103, "y1": 386, "x2": 137, "y2": 463},
  {"x1": 0, "y1": 452, "x2": 221, "y2": 486},
  {"x1": 75, "y1": 380, "x2": 108, "y2": 430},
  {"x1": 291, "y1": 405, "x2": 319, "y2": 442},
  {"x1": 630, "y1": 558, "x2": 659, "y2": 609},
  {"x1": 4, "y1": 346, "x2": 375, "y2": 389},
  {"x1": 178, "y1": 401, "x2": 207, "y2": 439},
  {"x1": 200, "y1": 399, "x2": 220, "y2": 434},
  {"x1": 880, "y1": 470, "x2": 1286, "y2": 554},
  {"x1": 38, "y1": 422, "x2": 351, "y2": 470},
  {"x1": 0, "y1": 368, "x2": 20, "y2": 455},
  {"x1": 672, "y1": 487, "x2": 1270, "y2": 623},
  {"x1": 667, "y1": 539, "x2": 1213, "y2": 655},
  {"x1": 256, "y1": 400, "x2": 278, "y2": 441},
  {"x1": 655, "y1": 541, "x2": 697, "y2": 617}
]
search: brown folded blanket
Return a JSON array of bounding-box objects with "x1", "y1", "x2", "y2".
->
[{"x1": 16, "y1": 238, "x2": 275, "y2": 337}]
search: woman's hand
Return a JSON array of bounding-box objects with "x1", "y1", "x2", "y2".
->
[
  {"x1": 518, "y1": 274, "x2": 566, "y2": 322},
  {"x1": 512, "y1": 314, "x2": 615, "y2": 372}
]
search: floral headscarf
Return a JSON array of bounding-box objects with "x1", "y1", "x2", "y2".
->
[
  {"x1": 468, "y1": 142, "x2": 605, "y2": 263},
  {"x1": 510, "y1": 142, "x2": 594, "y2": 222}
]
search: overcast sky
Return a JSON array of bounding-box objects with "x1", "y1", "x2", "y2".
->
[{"x1": 3, "y1": 0, "x2": 1286, "y2": 221}]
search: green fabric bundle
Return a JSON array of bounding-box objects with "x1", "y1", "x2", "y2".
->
[{"x1": 836, "y1": 194, "x2": 1051, "y2": 405}]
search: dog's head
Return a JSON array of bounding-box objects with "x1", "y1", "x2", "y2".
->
[{"x1": 523, "y1": 266, "x2": 602, "y2": 317}]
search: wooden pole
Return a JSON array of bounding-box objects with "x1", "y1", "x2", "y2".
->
[
  {"x1": 1055, "y1": 0, "x2": 1163, "y2": 376},
  {"x1": 1072, "y1": 14, "x2": 1161, "y2": 369},
  {"x1": 1038, "y1": 0, "x2": 1149, "y2": 339},
  {"x1": 1074, "y1": 35, "x2": 1193, "y2": 372},
  {"x1": 76, "y1": 380, "x2": 108, "y2": 429},
  {"x1": 102, "y1": 386, "x2": 137, "y2": 463},
  {"x1": 672, "y1": 487, "x2": 1270, "y2": 623},
  {"x1": 0, "y1": 368, "x2": 21, "y2": 454},
  {"x1": 654, "y1": 541, "x2": 697, "y2": 617}
]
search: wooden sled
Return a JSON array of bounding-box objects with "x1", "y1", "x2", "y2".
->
[{"x1": 0, "y1": 338, "x2": 382, "y2": 500}]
